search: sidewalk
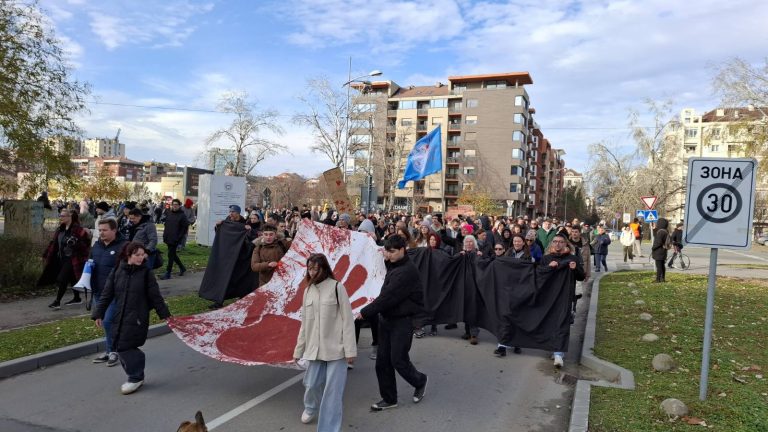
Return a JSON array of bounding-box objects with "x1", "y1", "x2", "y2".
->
[{"x1": 0, "y1": 272, "x2": 204, "y2": 331}]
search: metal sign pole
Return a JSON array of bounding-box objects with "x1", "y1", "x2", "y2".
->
[{"x1": 699, "y1": 247, "x2": 718, "y2": 400}]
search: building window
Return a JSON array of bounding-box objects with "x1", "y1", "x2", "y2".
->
[
  {"x1": 355, "y1": 103, "x2": 377, "y2": 112},
  {"x1": 512, "y1": 130, "x2": 524, "y2": 142},
  {"x1": 510, "y1": 166, "x2": 524, "y2": 176},
  {"x1": 466, "y1": 99, "x2": 479, "y2": 108},
  {"x1": 710, "y1": 127, "x2": 721, "y2": 138},
  {"x1": 401, "y1": 118, "x2": 413, "y2": 126},
  {"x1": 485, "y1": 80, "x2": 507, "y2": 89},
  {"x1": 463, "y1": 167, "x2": 475, "y2": 175},
  {"x1": 514, "y1": 95, "x2": 525, "y2": 106},
  {"x1": 509, "y1": 183, "x2": 520, "y2": 193},
  {"x1": 465, "y1": 149, "x2": 476, "y2": 157},
  {"x1": 351, "y1": 119, "x2": 372, "y2": 129},
  {"x1": 399, "y1": 100, "x2": 417, "y2": 110},
  {"x1": 529, "y1": 179, "x2": 537, "y2": 191},
  {"x1": 465, "y1": 132, "x2": 477, "y2": 141},
  {"x1": 463, "y1": 183, "x2": 474, "y2": 191},
  {"x1": 453, "y1": 84, "x2": 467, "y2": 94},
  {"x1": 511, "y1": 148, "x2": 524, "y2": 159},
  {"x1": 465, "y1": 115, "x2": 478, "y2": 125},
  {"x1": 513, "y1": 113, "x2": 524, "y2": 124},
  {"x1": 430, "y1": 99, "x2": 448, "y2": 108},
  {"x1": 351, "y1": 134, "x2": 371, "y2": 143},
  {"x1": 685, "y1": 128, "x2": 698, "y2": 138},
  {"x1": 710, "y1": 145, "x2": 720, "y2": 152}
]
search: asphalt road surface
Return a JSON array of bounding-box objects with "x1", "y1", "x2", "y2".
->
[{"x1": 0, "y1": 328, "x2": 575, "y2": 432}]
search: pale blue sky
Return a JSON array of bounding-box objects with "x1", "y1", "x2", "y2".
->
[{"x1": 46, "y1": 0, "x2": 768, "y2": 177}]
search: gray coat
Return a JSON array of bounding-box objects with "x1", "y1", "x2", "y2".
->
[{"x1": 130, "y1": 214, "x2": 158, "y2": 252}]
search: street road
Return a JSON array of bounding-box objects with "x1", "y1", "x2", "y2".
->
[{"x1": 0, "y1": 327, "x2": 575, "y2": 432}]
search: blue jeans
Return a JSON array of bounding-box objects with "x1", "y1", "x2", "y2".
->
[
  {"x1": 93, "y1": 290, "x2": 116, "y2": 353},
  {"x1": 303, "y1": 359, "x2": 347, "y2": 432}
]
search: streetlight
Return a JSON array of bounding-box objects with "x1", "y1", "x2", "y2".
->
[{"x1": 342, "y1": 58, "x2": 382, "y2": 183}]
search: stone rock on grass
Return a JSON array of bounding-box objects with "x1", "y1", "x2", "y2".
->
[
  {"x1": 642, "y1": 333, "x2": 659, "y2": 342},
  {"x1": 660, "y1": 398, "x2": 688, "y2": 417},
  {"x1": 635, "y1": 300, "x2": 646, "y2": 305},
  {"x1": 631, "y1": 290, "x2": 640, "y2": 295},
  {"x1": 639, "y1": 312, "x2": 653, "y2": 321},
  {"x1": 628, "y1": 282, "x2": 637, "y2": 288},
  {"x1": 653, "y1": 353, "x2": 676, "y2": 371}
]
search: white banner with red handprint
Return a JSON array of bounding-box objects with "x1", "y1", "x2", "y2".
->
[{"x1": 169, "y1": 219, "x2": 386, "y2": 367}]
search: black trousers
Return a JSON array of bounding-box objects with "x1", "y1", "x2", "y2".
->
[
  {"x1": 55, "y1": 258, "x2": 78, "y2": 302},
  {"x1": 375, "y1": 316, "x2": 427, "y2": 403},
  {"x1": 119, "y1": 347, "x2": 146, "y2": 383},
  {"x1": 654, "y1": 259, "x2": 666, "y2": 282},
  {"x1": 354, "y1": 314, "x2": 379, "y2": 345},
  {"x1": 165, "y1": 243, "x2": 185, "y2": 274}
]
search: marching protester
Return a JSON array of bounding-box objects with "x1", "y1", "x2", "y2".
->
[
  {"x1": 179, "y1": 198, "x2": 196, "y2": 249},
  {"x1": 537, "y1": 218, "x2": 557, "y2": 250},
  {"x1": 651, "y1": 218, "x2": 671, "y2": 283},
  {"x1": 40, "y1": 209, "x2": 91, "y2": 309},
  {"x1": 568, "y1": 225, "x2": 591, "y2": 320},
  {"x1": 89, "y1": 217, "x2": 127, "y2": 367},
  {"x1": 251, "y1": 225, "x2": 292, "y2": 287},
  {"x1": 620, "y1": 225, "x2": 635, "y2": 263},
  {"x1": 667, "y1": 223, "x2": 685, "y2": 268},
  {"x1": 359, "y1": 235, "x2": 429, "y2": 411},
  {"x1": 525, "y1": 230, "x2": 543, "y2": 262},
  {"x1": 354, "y1": 219, "x2": 379, "y2": 361},
  {"x1": 92, "y1": 241, "x2": 171, "y2": 395},
  {"x1": 128, "y1": 207, "x2": 158, "y2": 269},
  {"x1": 293, "y1": 253, "x2": 356, "y2": 431},
  {"x1": 159, "y1": 199, "x2": 190, "y2": 280},
  {"x1": 592, "y1": 226, "x2": 611, "y2": 272},
  {"x1": 540, "y1": 234, "x2": 585, "y2": 367}
]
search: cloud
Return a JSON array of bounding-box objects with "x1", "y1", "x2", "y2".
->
[{"x1": 83, "y1": 1, "x2": 215, "y2": 50}]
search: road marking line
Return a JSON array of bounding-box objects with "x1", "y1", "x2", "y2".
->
[
  {"x1": 208, "y1": 372, "x2": 304, "y2": 430},
  {"x1": 722, "y1": 249, "x2": 768, "y2": 263}
]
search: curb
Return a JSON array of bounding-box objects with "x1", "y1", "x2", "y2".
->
[
  {"x1": 568, "y1": 272, "x2": 636, "y2": 432},
  {"x1": 0, "y1": 323, "x2": 170, "y2": 380}
]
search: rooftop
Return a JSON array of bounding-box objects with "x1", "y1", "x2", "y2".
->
[{"x1": 701, "y1": 107, "x2": 768, "y2": 122}]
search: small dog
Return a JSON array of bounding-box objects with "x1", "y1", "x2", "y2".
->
[{"x1": 177, "y1": 411, "x2": 207, "y2": 432}]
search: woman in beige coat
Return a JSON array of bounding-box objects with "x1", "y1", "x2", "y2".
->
[{"x1": 293, "y1": 253, "x2": 357, "y2": 431}]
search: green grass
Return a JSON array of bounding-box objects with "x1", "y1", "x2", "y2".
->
[
  {"x1": 589, "y1": 271, "x2": 768, "y2": 431},
  {"x1": 154, "y1": 242, "x2": 211, "y2": 274},
  {"x1": 721, "y1": 263, "x2": 768, "y2": 270},
  {"x1": 0, "y1": 294, "x2": 214, "y2": 362}
]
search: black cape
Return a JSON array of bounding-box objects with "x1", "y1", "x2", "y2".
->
[
  {"x1": 408, "y1": 248, "x2": 574, "y2": 352},
  {"x1": 198, "y1": 220, "x2": 258, "y2": 304}
]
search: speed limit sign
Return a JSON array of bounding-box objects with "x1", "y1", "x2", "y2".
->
[{"x1": 684, "y1": 157, "x2": 757, "y2": 249}]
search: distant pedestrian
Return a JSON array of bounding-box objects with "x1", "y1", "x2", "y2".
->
[
  {"x1": 293, "y1": 253, "x2": 356, "y2": 431},
  {"x1": 630, "y1": 218, "x2": 643, "y2": 257},
  {"x1": 159, "y1": 198, "x2": 189, "y2": 280},
  {"x1": 651, "y1": 218, "x2": 671, "y2": 282},
  {"x1": 359, "y1": 235, "x2": 428, "y2": 411},
  {"x1": 620, "y1": 226, "x2": 635, "y2": 262},
  {"x1": 92, "y1": 242, "x2": 171, "y2": 395},
  {"x1": 39, "y1": 209, "x2": 91, "y2": 309},
  {"x1": 593, "y1": 226, "x2": 611, "y2": 272},
  {"x1": 667, "y1": 223, "x2": 685, "y2": 268}
]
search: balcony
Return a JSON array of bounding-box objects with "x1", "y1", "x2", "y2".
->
[
  {"x1": 448, "y1": 106, "x2": 462, "y2": 114},
  {"x1": 417, "y1": 108, "x2": 428, "y2": 116},
  {"x1": 416, "y1": 124, "x2": 428, "y2": 132},
  {"x1": 448, "y1": 123, "x2": 462, "y2": 131},
  {"x1": 445, "y1": 173, "x2": 459, "y2": 180},
  {"x1": 413, "y1": 188, "x2": 425, "y2": 196},
  {"x1": 445, "y1": 189, "x2": 459, "y2": 197},
  {"x1": 446, "y1": 157, "x2": 460, "y2": 164},
  {"x1": 387, "y1": 110, "x2": 397, "y2": 117}
]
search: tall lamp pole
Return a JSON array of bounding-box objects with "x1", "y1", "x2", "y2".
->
[{"x1": 341, "y1": 59, "x2": 382, "y2": 183}]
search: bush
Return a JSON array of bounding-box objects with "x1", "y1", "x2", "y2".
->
[{"x1": 0, "y1": 234, "x2": 50, "y2": 299}]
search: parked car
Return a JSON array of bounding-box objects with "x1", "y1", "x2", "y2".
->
[{"x1": 757, "y1": 235, "x2": 768, "y2": 245}]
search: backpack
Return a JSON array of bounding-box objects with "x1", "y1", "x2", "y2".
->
[{"x1": 662, "y1": 230, "x2": 673, "y2": 250}]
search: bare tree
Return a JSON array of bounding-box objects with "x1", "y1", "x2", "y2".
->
[
  {"x1": 206, "y1": 91, "x2": 285, "y2": 176},
  {"x1": 293, "y1": 77, "x2": 348, "y2": 168},
  {"x1": 586, "y1": 140, "x2": 640, "y2": 218}
]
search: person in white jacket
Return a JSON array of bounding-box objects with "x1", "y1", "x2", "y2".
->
[
  {"x1": 294, "y1": 253, "x2": 357, "y2": 432},
  {"x1": 620, "y1": 226, "x2": 635, "y2": 262}
]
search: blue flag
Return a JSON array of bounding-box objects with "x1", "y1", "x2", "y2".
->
[{"x1": 397, "y1": 125, "x2": 443, "y2": 189}]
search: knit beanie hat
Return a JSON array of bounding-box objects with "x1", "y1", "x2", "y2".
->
[{"x1": 525, "y1": 229, "x2": 537, "y2": 240}]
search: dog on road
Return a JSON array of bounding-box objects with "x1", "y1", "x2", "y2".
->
[{"x1": 177, "y1": 411, "x2": 207, "y2": 432}]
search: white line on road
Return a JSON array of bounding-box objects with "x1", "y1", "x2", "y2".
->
[
  {"x1": 722, "y1": 249, "x2": 768, "y2": 263},
  {"x1": 207, "y1": 372, "x2": 305, "y2": 430}
]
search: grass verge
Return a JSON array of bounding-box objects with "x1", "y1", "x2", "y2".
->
[
  {"x1": 154, "y1": 241, "x2": 211, "y2": 275},
  {"x1": 589, "y1": 271, "x2": 768, "y2": 431},
  {"x1": 721, "y1": 263, "x2": 768, "y2": 270},
  {"x1": 0, "y1": 294, "x2": 218, "y2": 363}
]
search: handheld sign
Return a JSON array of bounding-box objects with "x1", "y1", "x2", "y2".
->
[
  {"x1": 683, "y1": 158, "x2": 757, "y2": 249},
  {"x1": 682, "y1": 157, "x2": 757, "y2": 402}
]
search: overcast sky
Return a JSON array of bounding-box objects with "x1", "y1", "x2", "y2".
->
[{"x1": 46, "y1": 0, "x2": 768, "y2": 177}]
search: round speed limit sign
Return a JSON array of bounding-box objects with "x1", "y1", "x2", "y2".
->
[{"x1": 684, "y1": 158, "x2": 757, "y2": 249}]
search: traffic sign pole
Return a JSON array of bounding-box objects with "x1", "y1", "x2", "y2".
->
[{"x1": 699, "y1": 248, "x2": 718, "y2": 400}]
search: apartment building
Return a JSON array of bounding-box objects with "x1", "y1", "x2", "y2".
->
[
  {"x1": 667, "y1": 106, "x2": 767, "y2": 222},
  {"x1": 349, "y1": 72, "x2": 565, "y2": 216},
  {"x1": 71, "y1": 157, "x2": 144, "y2": 181},
  {"x1": 80, "y1": 138, "x2": 125, "y2": 158}
]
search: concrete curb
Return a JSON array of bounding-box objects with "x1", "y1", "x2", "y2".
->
[
  {"x1": 0, "y1": 323, "x2": 170, "y2": 380},
  {"x1": 568, "y1": 272, "x2": 636, "y2": 432}
]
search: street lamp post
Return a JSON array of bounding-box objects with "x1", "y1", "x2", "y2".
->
[{"x1": 341, "y1": 59, "x2": 382, "y2": 183}]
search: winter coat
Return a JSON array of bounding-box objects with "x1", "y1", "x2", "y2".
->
[
  {"x1": 293, "y1": 278, "x2": 357, "y2": 361},
  {"x1": 594, "y1": 233, "x2": 611, "y2": 255},
  {"x1": 130, "y1": 215, "x2": 158, "y2": 251},
  {"x1": 360, "y1": 254, "x2": 424, "y2": 321},
  {"x1": 162, "y1": 209, "x2": 189, "y2": 245},
  {"x1": 651, "y1": 218, "x2": 670, "y2": 261},
  {"x1": 89, "y1": 237, "x2": 127, "y2": 297},
  {"x1": 250, "y1": 237, "x2": 292, "y2": 286},
  {"x1": 569, "y1": 235, "x2": 592, "y2": 282},
  {"x1": 91, "y1": 261, "x2": 170, "y2": 352},
  {"x1": 183, "y1": 199, "x2": 196, "y2": 224},
  {"x1": 620, "y1": 228, "x2": 635, "y2": 247},
  {"x1": 529, "y1": 242, "x2": 543, "y2": 263},
  {"x1": 670, "y1": 228, "x2": 683, "y2": 248},
  {"x1": 540, "y1": 251, "x2": 586, "y2": 282},
  {"x1": 505, "y1": 247, "x2": 533, "y2": 261},
  {"x1": 38, "y1": 223, "x2": 91, "y2": 286},
  {"x1": 537, "y1": 227, "x2": 557, "y2": 250}
]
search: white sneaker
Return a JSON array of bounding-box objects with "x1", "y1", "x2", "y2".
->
[
  {"x1": 300, "y1": 410, "x2": 315, "y2": 424},
  {"x1": 120, "y1": 380, "x2": 144, "y2": 395},
  {"x1": 553, "y1": 354, "x2": 564, "y2": 368}
]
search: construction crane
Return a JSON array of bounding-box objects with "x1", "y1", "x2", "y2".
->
[{"x1": 114, "y1": 128, "x2": 121, "y2": 141}]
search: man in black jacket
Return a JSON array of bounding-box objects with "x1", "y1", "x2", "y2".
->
[
  {"x1": 360, "y1": 235, "x2": 428, "y2": 411},
  {"x1": 160, "y1": 199, "x2": 190, "y2": 280},
  {"x1": 667, "y1": 223, "x2": 684, "y2": 269}
]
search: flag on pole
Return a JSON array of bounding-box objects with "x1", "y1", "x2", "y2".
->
[{"x1": 397, "y1": 125, "x2": 443, "y2": 189}]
